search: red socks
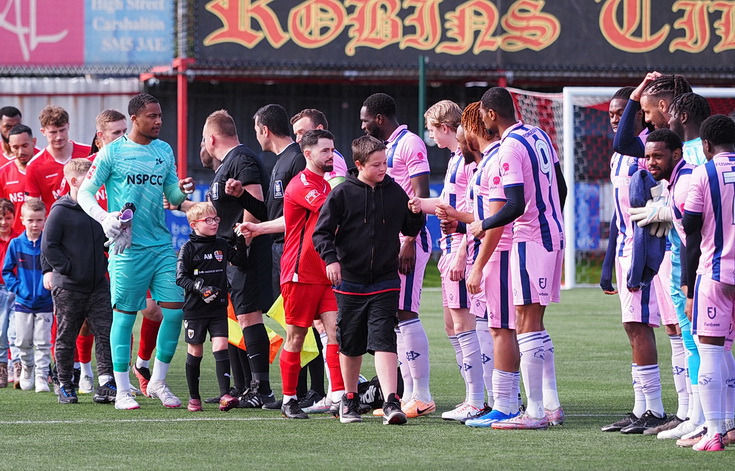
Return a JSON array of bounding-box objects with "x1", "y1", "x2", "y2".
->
[
  {"x1": 280, "y1": 349, "x2": 302, "y2": 397},
  {"x1": 76, "y1": 334, "x2": 94, "y2": 363},
  {"x1": 138, "y1": 317, "x2": 162, "y2": 361},
  {"x1": 326, "y1": 344, "x2": 344, "y2": 392}
]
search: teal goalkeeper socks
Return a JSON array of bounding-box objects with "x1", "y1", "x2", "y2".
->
[
  {"x1": 111, "y1": 311, "x2": 136, "y2": 372},
  {"x1": 156, "y1": 307, "x2": 184, "y2": 363}
]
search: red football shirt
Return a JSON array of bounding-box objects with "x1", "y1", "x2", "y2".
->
[
  {"x1": 25, "y1": 141, "x2": 91, "y2": 213},
  {"x1": 0, "y1": 161, "x2": 27, "y2": 233},
  {"x1": 86, "y1": 152, "x2": 108, "y2": 211},
  {"x1": 281, "y1": 168, "x2": 331, "y2": 285},
  {"x1": 3, "y1": 147, "x2": 40, "y2": 165}
]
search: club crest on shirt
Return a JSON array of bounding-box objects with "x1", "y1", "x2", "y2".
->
[
  {"x1": 214, "y1": 250, "x2": 223, "y2": 262},
  {"x1": 274, "y1": 180, "x2": 284, "y2": 198}
]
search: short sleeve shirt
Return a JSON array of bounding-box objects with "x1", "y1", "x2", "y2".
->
[
  {"x1": 684, "y1": 152, "x2": 735, "y2": 284},
  {"x1": 385, "y1": 125, "x2": 430, "y2": 198},
  {"x1": 25, "y1": 142, "x2": 91, "y2": 213},
  {"x1": 438, "y1": 149, "x2": 474, "y2": 255},
  {"x1": 475, "y1": 142, "x2": 512, "y2": 253},
  {"x1": 281, "y1": 168, "x2": 330, "y2": 285},
  {"x1": 266, "y1": 142, "x2": 306, "y2": 243},
  {"x1": 209, "y1": 144, "x2": 266, "y2": 243}
]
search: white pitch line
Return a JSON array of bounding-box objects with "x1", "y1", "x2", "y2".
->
[
  {"x1": 0, "y1": 416, "x2": 338, "y2": 425},
  {"x1": 0, "y1": 413, "x2": 617, "y2": 425}
]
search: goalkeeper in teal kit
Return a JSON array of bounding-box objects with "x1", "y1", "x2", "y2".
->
[{"x1": 78, "y1": 94, "x2": 194, "y2": 410}]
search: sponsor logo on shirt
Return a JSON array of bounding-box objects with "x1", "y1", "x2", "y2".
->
[
  {"x1": 305, "y1": 189, "x2": 319, "y2": 204},
  {"x1": 126, "y1": 174, "x2": 164, "y2": 185}
]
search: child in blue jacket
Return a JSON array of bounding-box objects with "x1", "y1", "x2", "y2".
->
[{"x1": 3, "y1": 199, "x2": 53, "y2": 392}]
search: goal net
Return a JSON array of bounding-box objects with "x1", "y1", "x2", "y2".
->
[{"x1": 508, "y1": 86, "x2": 735, "y2": 289}]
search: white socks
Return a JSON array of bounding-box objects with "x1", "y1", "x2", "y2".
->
[
  {"x1": 457, "y1": 329, "x2": 484, "y2": 408},
  {"x1": 492, "y1": 369, "x2": 519, "y2": 415},
  {"x1": 399, "y1": 319, "x2": 432, "y2": 402},
  {"x1": 632, "y1": 363, "x2": 646, "y2": 418},
  {"x1": 150, "y1": 358, "x2": 170, "y2": 384},
  {"x1": 81, "y1": 361, "x2": 94, "y2": 379},
  {"x1": 135, "y1": 357, "x2": 150, "y2": 369},
  {"x1": 396, "y1": 328, "x2": 413, "y2": 401},
  {"x1": 448, "y1": 335, "x2": 463, "y2": 378},
  {"x1": 114, "y1": 371, "x2": 131, "y2": 393},
  {"x1": 475, "y1": 318, "x2": 494, "y2": 402},
  {"x1": 723, "y1": 348, "x2": 735, "y2": 425},
  {"x1": 518, "y1": 331, "x2": 545, "y2": 419},
  {"x1": 669, "y1": 334, "x2": 689, "y2": 419},
  {"x1": 636, "y1": 364, "x2": 665, "y2": 417},
  {"x1": 540, "y1": 330, "x2": 560, "y2": 410},
  {"x1": 320, "y1": 331, "x2": 332, "y2": 395},
  {"x1": 698, "y1": 343, "x2": 725, "y2": 436}
]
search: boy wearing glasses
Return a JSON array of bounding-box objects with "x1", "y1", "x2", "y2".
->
[{"x1": 176, "y1": 202, "x2": 249, "y2": 412}]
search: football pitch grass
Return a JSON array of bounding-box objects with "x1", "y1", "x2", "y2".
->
[{"x1": 1, "y1": 288, "x2": 732, "y2": 469}]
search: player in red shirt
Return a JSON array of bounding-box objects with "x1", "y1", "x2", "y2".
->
[
  {"x1": 0, "y1": 125, "x2": 36, "y2": 234},
  {"x1": 1, "y1": 107, "x2": 40, "y2": 165},
  {"x1": 278, "y1": 129, "x2": 345, "y2": 419},
  {"x1": 25, "y1": 106, "x2": 90, "y2": 213}
]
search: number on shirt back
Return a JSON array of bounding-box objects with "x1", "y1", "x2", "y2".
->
[
  {"x1": 535, "y1": 139, "x2": 553, "y2": 180},
  {"x1": 724, "y1": 170, "x2": 735, "y2": 223}
]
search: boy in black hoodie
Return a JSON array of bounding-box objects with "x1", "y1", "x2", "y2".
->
[
  {"x1": 176, "y1": 202, "x2": 248, "y2": 412},
  {"x1": 41, "y1": 159, "x2": 114, "y2": 404},
  {"x1": 313, "y1": 135, "x2": 425, "y2": 425}
]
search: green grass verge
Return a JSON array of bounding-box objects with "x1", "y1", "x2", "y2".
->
[{"x1": 1, "y1": 289, "x2": 731, "y2": 469}]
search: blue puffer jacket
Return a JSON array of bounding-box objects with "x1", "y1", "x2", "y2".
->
[{"x1": 2, "y1": 232, "x2": 53, "y2": 312}]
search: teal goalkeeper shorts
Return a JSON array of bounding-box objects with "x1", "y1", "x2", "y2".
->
[{"x1": 109, "y1": 246, "x2": 184, "y2": 312}]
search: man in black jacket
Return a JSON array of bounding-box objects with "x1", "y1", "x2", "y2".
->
[
  {"x1": 41, "y1": 159, "x2": 114, "y2": 404},
  {"x1": 313, "y1": 135, "x2": 424, "y2": 425}
]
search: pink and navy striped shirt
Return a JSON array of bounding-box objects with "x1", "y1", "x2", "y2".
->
[
  {"x1": 684, "y1": 152, "x2": 735, "y2": 284},
  {"x1": 498, "y1": 122, "x2": 564, "y2": 251}
]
